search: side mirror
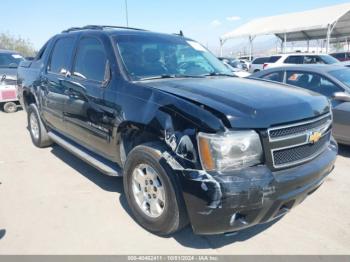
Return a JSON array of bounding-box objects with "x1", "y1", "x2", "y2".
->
[{"x1": 333, "y1": 92, "x2": 350, "y2": 102}]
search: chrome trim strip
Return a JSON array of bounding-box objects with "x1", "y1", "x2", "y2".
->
[
  {"x1": 268, "y1": 113, "x2": 332, "y2": 142},
  {"x1": 271, "y1": 130, "x2": 331, "y2": 169},
  {"x1": 48, "y1": 132, "x2": 121, "y2": 177}
]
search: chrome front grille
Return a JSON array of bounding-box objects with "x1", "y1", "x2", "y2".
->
[
  {"x1": 272, "y1": 132, "x2": 331, "y2": 167},
  {"x1": 267, "y1": 113, "x2": 332, "y2": 169},
  {"x1": 268, "y1": 114, "x2": 332, "y2": 140}
]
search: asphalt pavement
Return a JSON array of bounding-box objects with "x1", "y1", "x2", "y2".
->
[{"x1": 0, "y1": 111, "x2": 349, "y2": 254}]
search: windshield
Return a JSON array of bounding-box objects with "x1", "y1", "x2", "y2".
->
[
  {"x1": 114, "y1": 35, "x2": 231, "y2": 80},
  {"x1": 321, "y1": 55, "x2": 338, "y2": 64},
  {"x1": 329, "y1": 68, "x2": 350, "y2": 89},
  {"x1": 0, "y1": 53, "x2": 24, "y2": 68}
]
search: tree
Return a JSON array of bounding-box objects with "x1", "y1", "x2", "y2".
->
[{"x1": 0, "y1": 32, "x2": 36, "y2": 57}]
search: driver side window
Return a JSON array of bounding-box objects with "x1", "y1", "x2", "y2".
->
[{"x1": 73, "y1": 37, "x2": 107, "y2": 82}]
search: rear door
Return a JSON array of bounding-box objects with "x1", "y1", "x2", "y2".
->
[
  {"x1": 63, "y1": 35, "x2": 115, "y2": 158},
  {"x1": 41, "y1": 36, "x2": 76, "y2": 132}
]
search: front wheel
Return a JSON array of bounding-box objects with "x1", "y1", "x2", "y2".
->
[{"x1": 123, "y1": 143, "x2": 188, "y2": 235}]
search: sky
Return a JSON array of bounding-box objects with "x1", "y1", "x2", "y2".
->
[{"x1": 2, "y1": 0, "x2": 350, "y2": 55}]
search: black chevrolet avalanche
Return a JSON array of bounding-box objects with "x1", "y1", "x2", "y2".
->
[{"x1": 17, "y1": 26, "x2": 337, "y2": 235}]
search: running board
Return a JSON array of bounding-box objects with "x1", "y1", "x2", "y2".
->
[{"x1": 48, "y1": 132, "x2": 121, "y2": 177}]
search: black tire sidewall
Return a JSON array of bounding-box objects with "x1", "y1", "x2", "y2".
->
[
  {"x1": 124, "y1": 145, "x2": 182, "y2": 235},
  {"x1": 27, "y1": 104, "x2": 42, "y2": 147},
  {"x1": 4, "y1": 102, "x2": 17, "y2": 113}
]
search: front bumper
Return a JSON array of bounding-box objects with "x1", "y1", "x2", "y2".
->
[{"x1": 177, "y1": 138, "x2": 337, "y2": 235}]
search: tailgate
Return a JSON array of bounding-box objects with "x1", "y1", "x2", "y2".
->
[{"x1": 0, "y1": 87, "x2": 18, "y2": 102}]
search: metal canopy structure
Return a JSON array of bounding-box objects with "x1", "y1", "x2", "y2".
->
[{"x1": 220, "y1": 3, "x2": 350, "y2": 58}]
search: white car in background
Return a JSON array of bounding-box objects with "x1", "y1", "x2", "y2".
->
[
  {"x1": 262, "y1": 53, "x2": 339, "y2": 70},
  {"x1": 239, "y1": 59, "x2": 251, "y2": 71},
  {"x1": 222, "y1": 61, "x2": 251, "y2": 77},
  {"x1": 249, "y1": 56, "x2": 270, "y2": 73}
]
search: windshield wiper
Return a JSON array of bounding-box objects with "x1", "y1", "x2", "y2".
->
[
  {"x1": 138, "y1": 74, "x2": 176, "y2": 81},
  {"x1": 202, "y1": 72, "x2": 235, "y2": 77},
  {"x1": 138, "y1": 74, "x2": 205, "y2": 81}
]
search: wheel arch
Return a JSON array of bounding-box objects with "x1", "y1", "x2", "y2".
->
[
  {"x1": 22, "y1": 90, "x2": 37, "y2": 110},
  {"x1": 117, "y1": 109, "x2": 202, "y2": 171}
]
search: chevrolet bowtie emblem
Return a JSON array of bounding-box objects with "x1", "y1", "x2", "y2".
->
[{"x1": 309, "y1": 131, "x2": 322, "y2": 144}]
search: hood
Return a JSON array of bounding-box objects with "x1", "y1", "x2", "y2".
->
[
  {"x1": 145, "y1": 77, "x2": 330, "y2": 129},
  {"x1": 0, "y1": 68, "x2": 17, "y2": 80}
]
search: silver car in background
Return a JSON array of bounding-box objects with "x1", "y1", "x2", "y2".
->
[{"x1": 252, "y1": 64, "x2": 350, "y2": 145}]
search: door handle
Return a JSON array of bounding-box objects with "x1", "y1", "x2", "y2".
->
[{"x1": 65, "y1": 88, "x2": 81, "y2": 99}]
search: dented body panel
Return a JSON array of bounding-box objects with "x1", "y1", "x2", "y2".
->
[
  {"x1": 17, "y1": 28, "x2": 337, "y2": 235},
  {"x1": 176, "y1": 139, "x2": 337, "y2": 234}
]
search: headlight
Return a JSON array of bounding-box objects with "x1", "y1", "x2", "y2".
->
[{"x1": 197, "y1": 130, "x2": 263, "y2": 172}]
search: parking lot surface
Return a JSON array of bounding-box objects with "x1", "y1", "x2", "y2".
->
[{"x1": 0, "y1": 111, "x2": 350, "y2": 254}]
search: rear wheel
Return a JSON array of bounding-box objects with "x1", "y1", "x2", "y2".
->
[
  {"x1": 27, "y1": 104, "x2": 52, "y2": 148},
  {"x1": 123, "y1": 143, "x2": 188, "y2": 235},
  {"x1": 3, "y1": 102, "x2": 17, "y2": 113}
]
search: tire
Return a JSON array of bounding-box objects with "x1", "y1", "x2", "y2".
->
[
  {"x1": 123, "y1": 143, "x2": 188, "y2": 235},
  {"x1": 3, "y1": 102, "x2": 17, "y2": 113},
  {"x1": 27, "y1": 104, "x2": 52, "y2": 148}
]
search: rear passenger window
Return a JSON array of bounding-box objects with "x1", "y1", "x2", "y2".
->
[
  {"x1": 35, "y1": 42, "x2": 48, "y2": 61},
  {"x1": 261, "y1": 71, "x2": 284, "y2": 82},
  {"x1": 253, "y1": 57, "x2": 268, "y2": 64},
  {"x1": 304, "y1": 56, "x2": 324, "y2": 64},
  {"x1": 48, "y1": 37, "x2": 75, "y2": 74},
  {"x1": 284, "y1": 56, "x2": 304, "y2": 64},
  {"x1": 73, "y1": 37, "x2": 107, "y2": 82},
  {"x1": 267, "y1": 56, "x2": 281, "y2": 63}
]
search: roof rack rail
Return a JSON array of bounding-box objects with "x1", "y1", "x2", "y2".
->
[{"x1": 62, "y1": 25, "x2": 147, "y2": 33}]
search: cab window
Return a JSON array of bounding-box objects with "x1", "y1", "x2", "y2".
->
[{"x1": 48, "y1": 37, "x2": 75, "y2": 74}]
